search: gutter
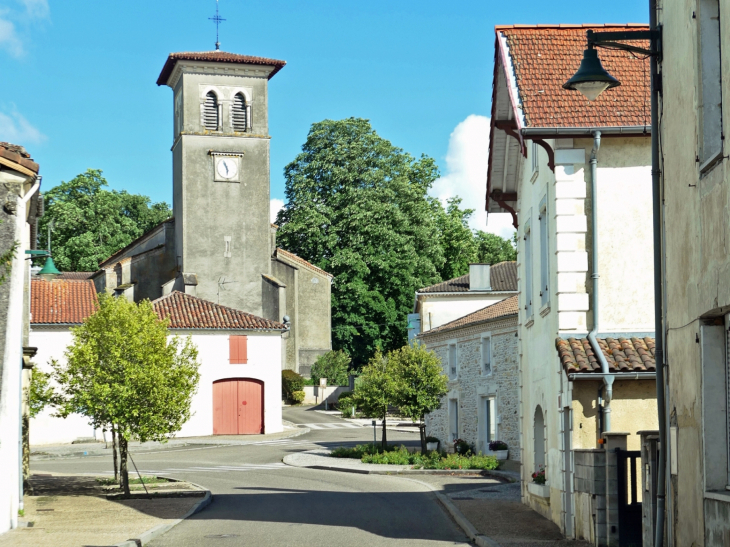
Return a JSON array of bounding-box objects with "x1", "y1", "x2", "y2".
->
[
  {"x1": 585, "y1": 130, "x2": 615, "y2": 432},
  {"x1": 521, "y1": 126, "x2": 651, "y2": 137},
  {"x1": 569, "y1": 372, "x2": 656, "y2": 381}
]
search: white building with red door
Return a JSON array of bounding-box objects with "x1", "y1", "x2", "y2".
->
[{"x1": 30, "y1": 282, "x2": 286, "y2": 444}]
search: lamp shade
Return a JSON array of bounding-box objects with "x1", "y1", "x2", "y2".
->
[
  {"x1": 563, "y1": 48, "x2": 621, "y2": 101},
  {"x1": 38, "y1": 256, "x2": 61, "y2": 279}
]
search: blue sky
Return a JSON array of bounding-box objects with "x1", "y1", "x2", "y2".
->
[{"x1": 0, "y1": 0, "x2": 647, "y2": 237}]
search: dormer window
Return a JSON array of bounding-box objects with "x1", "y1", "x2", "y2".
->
[
  {"x1": 203, "y1": 91, "x2": 219, "y2": 130},
  {"x1": 232, "y1": 93, "x2": 248, "y2": 132}
]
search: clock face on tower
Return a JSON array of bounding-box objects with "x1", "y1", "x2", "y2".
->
[{"x1": 213, "y1": 155, "x2": 241, "y2": 182}]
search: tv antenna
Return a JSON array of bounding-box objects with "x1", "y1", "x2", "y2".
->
[
  {"x1": 217, "y1": 276, "x2": 238, "y2": 303},
  {"x1": 209, "y1": 0, "x2": 226, "y2": 51}
]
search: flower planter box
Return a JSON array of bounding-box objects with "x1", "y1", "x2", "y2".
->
[
  {"x1": 486, "y1": 449, "x2": 509, "y2": 460},
  {"x1": 527, "y1": 482, "x2": 550, "y2": 499},
  {"x1": 426, "y1": 442, "x2": 439, "y2": 452}
]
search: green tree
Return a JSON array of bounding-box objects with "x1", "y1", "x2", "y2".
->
[
  {"x1": 352, "y1": 351, "x2": 399, "y2": 449},
  {"x1": 275, "y1": 118, "x2": 445, "y2": 366},
  {"x1": 310, "y1": 350, "x2": 351, "y2": 386},
  {"x1": 390, "y1": 342, "x2": 449, "y2": 454},
  {"x1": 38, "y1": 169, "x2": 171, "y2": 271},
  {"x1": 473, "y1": 230, "x2": 517, "y2": 265},
  {"x1": 434, "y1": 197, "x2": 479, "y2": 280},
  {"x1": 53, "y1": 295, "x2": 200, "y2": 494},
  {"x1": 29, "y1": 369, "x2": 55, "y2": 418}
]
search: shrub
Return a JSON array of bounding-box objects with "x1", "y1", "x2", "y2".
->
[
  {"x1": 291, "y1": 391, "x2": 305, "y2": 405},
  {"x1": 282, "y1": 370, "x2": 304, "y2": 398},
  {"x1": 331, "y1": 444, "x2": 500, "y2": 471},
  {"x1": 425, "y1": 436, "x2": 439, "y2": 443},
  {"x1": 453, "y1": 438, "x2": 473, "y2": 455},
  {"x1": 489, "y1": 440, "x2": 508, "y2": 451},
  {"x1": 310, "y1": 350, "x2": 351, "y2": 386},
  {"x1": 331, "y1": 444, "x2": 400, "y2": 459}
]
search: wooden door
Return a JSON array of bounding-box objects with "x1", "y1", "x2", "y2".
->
[{"x1": 213, "y1": 379, "x2": 264, "y2": 435}]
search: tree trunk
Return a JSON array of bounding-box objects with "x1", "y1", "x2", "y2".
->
[
  {"x1": 381, "y1": 414, "x2": 387, "y2": 450},
  {"x1": 419, "y1": 421, "x2": 427, "y2": 455},
  {"x1": 111, "y1": 425, "x2": 119, "y2": 483},
  {"x1": 118, "y1": 435, "x2": 130, "y2": 496}
]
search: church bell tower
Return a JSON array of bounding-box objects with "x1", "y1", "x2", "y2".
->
[{"x1": 157, "y1": 52, "x2": 286, "y2": 315}]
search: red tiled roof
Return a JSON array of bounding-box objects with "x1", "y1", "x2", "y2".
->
[
  {"x1": 56, "y1": 272, "x2": 95, "y2": 280},
  {"x1": 420, "y1": 295, "x2": 519, "y2": 337},
  {"x1": 556, "y1": 336, "x2": 656, "y2": 374},
  {"x1": 419, "y1": 262, "x2": 517, "y2": 293},
  {"x1": 31, "y1": 279, "x2": 98, "y2": 324},
  {"x1": 157, "y1": 51, "x2": 287, "y2": 86},
  {"x1": 152, "y1": 291, "x2": 286, "y2": 331},
  {"x1": 498, "y1": 25, "x2": 651, "y2": 128},
  {"x1": 275, "y1": 248, "x2": 333, "y2": 279},
  {"x1": 0, "y1": 142, "x2": 39, "y2": 174}
]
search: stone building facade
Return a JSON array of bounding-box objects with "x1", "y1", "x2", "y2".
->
[{"x1": 421, "y1": 296, "x2": 520, "y2": 460}]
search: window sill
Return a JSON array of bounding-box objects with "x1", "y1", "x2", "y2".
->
[
  {"x1": 705, "y1": 490, "x2": 730, "y2": 504},
  {"x1": 700, "y1": 150, "x2": 724, "y2": 176},
  {"x1": 530, "y1": 169, "x2": 539, "y2": 183},
  {"x1": 525, "y1": 317, "x2": 535, "y2": 329},
  {"x1": 539, "y1": 303, "x2": 551, "y2": 318}
]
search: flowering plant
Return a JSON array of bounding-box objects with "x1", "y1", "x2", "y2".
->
[
  {"x1": 489, "y1": 440, "x2": 508, "y2": 451},
  {"x1": 531, "y1": 465, "x2": 546, "y2": 485},
  {"x1": 453, "y1": 438, "x2": 472, "y2": 455}
]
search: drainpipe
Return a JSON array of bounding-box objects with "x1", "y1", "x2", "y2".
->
[{"x1": 586, "y1": 131, "x2": 614, "y2": 433}]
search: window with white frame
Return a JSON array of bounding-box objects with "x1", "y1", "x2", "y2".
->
[
  {"x1": 524, "y1": 215, "x2": 533, "y2": 319},
  {"x1": 699, "y1": 0, "x2": 723, "y2": 167},
  {"x1": 539, "y1": 195, "x2": 549, "y2": 308},
  {"x1": 448, "y1": 343, "x2": 457, "y2": 378},
  {"x1": 481, "y1": 336, "x2": 492, "y2": 375},
  {"x1": 531, "y1": 141, "x2": 539, "y2": 180},
  {"x1": 484, "y1": 397, "x2": 497, "y2": 444}
]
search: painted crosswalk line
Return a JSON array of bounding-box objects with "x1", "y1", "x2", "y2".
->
[{"x1": 300, "y1": 422, "x2": 363, "y2": 430}]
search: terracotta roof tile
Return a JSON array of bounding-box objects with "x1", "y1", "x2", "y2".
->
[
  {"x1": 152, "y1": 291, "x2": 286, "y2": 331},
  {"x1": 0, "y1": 142, "x2": 39, "y2": 174},
  {"x1": 419, "y1": 262, "x2": 517, "y2": 293},
  {"x1": 31, "y1": 279, "x2": 98, "y2": 324},
  {"x1": 56, "y1": 272, "x2": 95, "y2": 280},
  {"x1": 275, "y1": 248, "x2": 333, "y2": 278},
  {"x1": 499, "y1": 25, "x2": 651, "y2": 128},
  {"x1": 157, "y1": 51, "x2": 286, "y2": 85},
  {"x1": 556, "y1": 336, "x2": 656, "y2": 375},
  {"x1": 420, "y1": 295, "x2": 519, "y2": 336}
]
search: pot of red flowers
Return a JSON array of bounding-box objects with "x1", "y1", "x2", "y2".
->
[
  {"x1": 527, "y1": 465, "x2": 550, "y2": 499},
  {"x1": 486, "y1": 440, "x2": 509, "y2": 460}
]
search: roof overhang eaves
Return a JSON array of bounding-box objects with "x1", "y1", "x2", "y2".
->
[
  {"x1": 167, "y1": 327, "x2": 286, "y2": 333},
  {"x1": 418, "y1": 312, "x2": 519, "y2": 339},
  {"x1": 521, "y1": 126, "x2": 652, "y2": 138},
  {"x1": 415, "y1": 290, "x2": 518, "y2": 297},
  {"x1": 568, "y1": 372, "x2": 656, "y2": 380}
]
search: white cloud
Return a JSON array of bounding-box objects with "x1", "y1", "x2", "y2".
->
[
  {"x1": 0, "y1": 16, "x2": 23, "y2": 57},
  {"x1": 270, "y1": 198, "x2": 285, "y2": 224},
  {"x1": 0, "y1": 110, "x2": 46, "y2": 145},
  {"x1": 0, "y1": 1, "x2": 49, "y2": 58},
  {"x1": 430, "y1": 114, "x2": 516, "y2": 240},
  {"x1": 21, "y1": 0, "x2": 49, "y2": 19}
]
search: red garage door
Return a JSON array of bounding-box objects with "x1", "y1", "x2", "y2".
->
[{"x1": 212, "y1": 379, "x2": 264, "y2": 435}]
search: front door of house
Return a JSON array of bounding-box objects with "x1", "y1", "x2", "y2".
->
[{"x1": 213, "y1": 378, "x2": 264, "y2": 435}]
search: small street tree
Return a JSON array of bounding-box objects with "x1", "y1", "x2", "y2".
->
[
  {"x1": 53, "y1": 295, "x2": 200, "y2": 495},
  {"x1": 310, "y1": 350, "x2": 351, "y2": 386},
  {"x1": 353, "y1": 351, "x2": 399, "y2": 449},
  {"x1": 390, "y1": 342, "x2": 449, "y2": 454}
]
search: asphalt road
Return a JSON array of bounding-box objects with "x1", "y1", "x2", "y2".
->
[{"x1": 31, "y1": 407, "x2": 473, "y2": 546}]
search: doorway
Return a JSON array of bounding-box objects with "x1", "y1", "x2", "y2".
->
[{"x1": 213, "y1": 378, "x2": 264, "y2": 435}]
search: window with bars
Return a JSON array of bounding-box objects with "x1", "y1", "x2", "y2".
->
[
  {"x1": 232, "y1": 93, "x2": 248, "y2": 132},
  {"x1": 203, "y1": 91, "x2": 219, "y2": 130},
  {"x1": 699, "y1": 0, "x2": 723, "y2": 168},
  {"x1": 482, "y1": 336, "x2": 492, "y2": 375}
]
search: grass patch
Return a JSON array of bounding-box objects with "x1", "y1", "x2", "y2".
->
[
  {"x1": 330, "y1": 444, "x2": 500, "y2": 470},
  {"x1": 96, "y1": 476, "x2": 168, "y2": 486}
]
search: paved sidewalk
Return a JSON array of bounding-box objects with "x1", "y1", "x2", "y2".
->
[
  {"x1": 31, "y1": 422, "x2": 307, "y2": 460},
  {"x1": 0, "y1": 475, "x2": 207, "y2": 547}
]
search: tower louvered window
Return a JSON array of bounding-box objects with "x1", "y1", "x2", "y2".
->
[
  {"x1": 203, "y1": 91, "x2": 219, "y2": 130},
  {"x1": 232, "y1": 93, "x2": 247, "y2": 132}
]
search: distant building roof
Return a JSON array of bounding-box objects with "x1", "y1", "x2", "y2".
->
[
  {"x1": 56, "y1": 272, "x2": 95, "y2": 280},
  {"x1": 157, "y1": 51, "x2": 287, "y2": 86},
  {"x1": 556, "y1": 336, "x2": 656, "y2": 375},
  {"x1": 418, "y1": 262, "x2": 517, "y2": 293},
  {"x1": 31, "y1": 279, "x2": 98, "y2": 324},
  {"x1": 275, "y1": 248, "x2": 333, "y2": 279},
  {"x1": 152, "y1": 291, "x2": 286, "y2": 331},
  {"x1": 496, "y1": 24, "x2": 651, "y2": 128},
  {"x1": 0, "y1": 142, "x2": 39, "y2": 174},
  {"x1": 98, "y1": 217, "x2": 174, "y2": 269},
  {"x1": 420, "y1": 295, "x2": 519, "y2": 337}
]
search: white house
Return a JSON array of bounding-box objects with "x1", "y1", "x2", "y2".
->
[
  {"x1": 486, "y1": 24, "x2": 659, "y2": 542},
  {"x1": 30, "y1": 281, "x2": 286, "y2": 445}
]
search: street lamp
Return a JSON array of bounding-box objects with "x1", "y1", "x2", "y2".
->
[
  {"x1": 563, "y1": 11, "x2": 666, "y2": 547},
  {"x1": 25, "y1": 250, "x2": 60, "y2": 281}
]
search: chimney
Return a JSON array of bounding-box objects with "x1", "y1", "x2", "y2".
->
[{"x1": 469, "y1": 264, "x2": 491, "y2": 291}]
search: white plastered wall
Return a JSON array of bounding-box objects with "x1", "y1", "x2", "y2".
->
[{"x1": 419, "y1": 293, "x2": 515, "y2": 332}]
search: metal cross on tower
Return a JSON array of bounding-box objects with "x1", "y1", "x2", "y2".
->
[{"x1": 209, "y1": 0, "x2": 226, "y2": 51}]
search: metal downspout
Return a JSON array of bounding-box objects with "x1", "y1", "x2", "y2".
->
[{"x1": 586, "y1": 131, "x2": 614, "y2": 432}]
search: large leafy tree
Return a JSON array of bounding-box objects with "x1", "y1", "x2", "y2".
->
[
  {"x1": 52, "y1": 295, "x2": 200, "y2": 494},
  {"x1": 276, "y1": 118, "x2": 445, "y2": 366},
  {"x1": 38, "y1": 169, "x2": 171, "y2": 271}
]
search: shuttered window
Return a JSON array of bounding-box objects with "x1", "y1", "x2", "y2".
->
[
  {"x1": 229, "y1": 335, "x2": 248, "y2": 364},
  {"x1": 232, "y1": 93, "x2": 247, "y2": 132},
  {"x1": 203, "y1": 91, "x2": 219, "y2": 130}
]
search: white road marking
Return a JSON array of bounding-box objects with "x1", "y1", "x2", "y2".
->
[{"x1": 300, "y1": 422, "x2": 362, "y2": 430}]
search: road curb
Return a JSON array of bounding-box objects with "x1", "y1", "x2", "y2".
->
[{"x1": 113, "y1": 482, "x2": 212, "y2": 547}]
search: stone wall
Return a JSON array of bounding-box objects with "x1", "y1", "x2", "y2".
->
[{"x1": 422, "y1": 315, "x2": 520, "y2": 460}]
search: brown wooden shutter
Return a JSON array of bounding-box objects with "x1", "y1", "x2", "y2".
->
[
  {"x1": 229, "y1": 336, "x2": 239, "y2": 364},
  {"x1": 239, "y1": 335, "x2": 248, "y2": 364}
]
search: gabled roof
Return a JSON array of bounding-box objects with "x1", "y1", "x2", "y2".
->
[
  {"x1": 56, "y1": 272, "x2": 95, "y2": 280},
  {"x1": 0, "y1": 142, "x2": 39, "y2": 174},
  {"x1": 31, "y1": 279, "x2": 98, "y2": 324},
  {"x1": 157, "y1": 51, "x2": 287, "y2": 86},
  {"x1": 556, "y1": 336, "x2": 656, "y2": 375},
  {"x1": 420, "y1": 295, "x2": 519, "y2": 337},
  {"x1": 275, "y1": 248, "x2": 333, "y2": 279},
  {"x1": 418, "y1": 262, "x2": 517, "y2": 293},
  {"x1": 152, "y1": 291, "x2": 286, "y2": 331},
  {"x1": 98, "y1": 217, "x2": 173, "y2": 269}
]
